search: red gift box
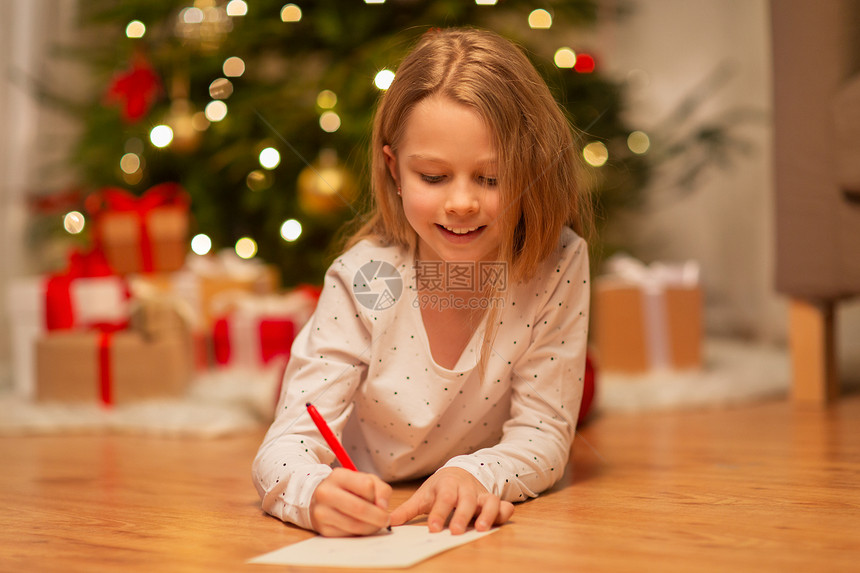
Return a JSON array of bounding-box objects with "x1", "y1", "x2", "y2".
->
[{"x1": 87, "y1": 183, "x2": 190, "y2": 275}]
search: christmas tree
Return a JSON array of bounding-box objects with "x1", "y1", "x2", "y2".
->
[{"x1": 36, "y1": 0, "x2": 650, "y2": 286}]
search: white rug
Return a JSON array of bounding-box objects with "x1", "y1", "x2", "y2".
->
[{"x1": 596, "y1": 337, "x2": 790, "y2": 413}]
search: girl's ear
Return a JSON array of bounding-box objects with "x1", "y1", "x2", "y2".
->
[{"x1": 382, "y1": 145, "x2": 399, "y2": 186}]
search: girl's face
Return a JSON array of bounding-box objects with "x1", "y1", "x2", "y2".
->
[{"x1": 384, "y1": 95, "x2": 502, "y2": 265}]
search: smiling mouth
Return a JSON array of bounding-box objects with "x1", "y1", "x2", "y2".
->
[{"x1": 438, "y1": 224, "x2": 484, "y2": 235}]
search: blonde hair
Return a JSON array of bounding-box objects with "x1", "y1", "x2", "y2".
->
[{"x1": 344, "y1": 27, "x2": 591, "y2": 280}]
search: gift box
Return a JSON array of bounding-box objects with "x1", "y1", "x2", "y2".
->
[
  {"x1": 593, "y1": 255, "x2": 702, "y2": 373},
  {"x1": 35, "y1": 329, "x2": 191, "y2": 404},
  {"x1": 129, "y1": 250, "x2": 280, "y2": 330},
  {"x1": 88, "y1": 183, "x2": 190, "y2": 275},
  {"x1": 212, "y1": 289, "x2": 318, "y2": 370},
  {"x1": 6, "y1": 249, "x2": 131, "y2": 399}
]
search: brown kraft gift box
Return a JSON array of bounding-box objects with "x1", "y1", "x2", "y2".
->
[
  {"x1": 35, "y1": 330, "x2": 191, "y2": 404},
  {"x1": 594, "y1": 281, "x2": 702, "y2": 373},
  {"x1": 98, "y1": 206, "x2": 188, "y2": 275}
]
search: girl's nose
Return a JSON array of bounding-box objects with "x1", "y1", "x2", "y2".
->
[{"x1": 444, "y1": 180, "x2": 479, "y2": 214}]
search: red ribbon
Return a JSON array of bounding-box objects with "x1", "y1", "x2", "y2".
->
[
  {"x1": 98, "y1": 330, "x2": 114, "y2": 406},
  {"x1": 87, "y1": 183, "x2": 189, "y2": 273},
  {"x1": 44, "y1": 248, "x2": 128, "y2": 331},
  {"x1": 212, "y1": 317, "x2": 232, "y2": 366}
]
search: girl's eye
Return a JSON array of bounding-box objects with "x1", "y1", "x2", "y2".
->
[
  {"x1": 421, "y1": 174, "x2": 444, "y2": 184},
  {"x1": 479, "y1": 176, "x2": 498, "y2": 187}
]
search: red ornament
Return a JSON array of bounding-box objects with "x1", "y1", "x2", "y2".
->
[
  {"x1": 574, "y1": 53, "x2": 596, "y2": 74},
  {"x1": 105, "y1": 52, "x2": 161, "y2": 123}
]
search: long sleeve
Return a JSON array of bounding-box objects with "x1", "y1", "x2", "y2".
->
[
  {"x1": 443, "y1": 231, "x2": 590, "y2": 501},
  {"x1": 252, "y1": 253, "x2": 372, "y2": 530}
]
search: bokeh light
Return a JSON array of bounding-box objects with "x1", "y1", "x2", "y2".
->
[
  {"x1": 583, "y1": 141, "x2": 609, "y2": 167},
  {"x1": 205, "y1": 100, "x2": 228, "y2": 122},
  {"x1": 235, "y1": 237, "x2": 258, "y2": 259},
  {"x1": 627, "y1": 131, "x2": 651, "y2": 154},
  {"x1": 319, "y1": 111, "x2": 341, "y2": 133},
  {"x1": 528, "y1": 9, "x2": 552, "y2": 29},
  {"x1": 259, "y1": 147, "x2": 281, "y2": 169},
  {"x1": 317, "y1": 90, "x2": 337, "y2": 109},
  {"x1": 554, "y1": 47, "x2": 576, "y2": 69},
  {"x1": 209, "y1": 78, "x2": 234, "y2": 99},
  {"x1": 120, "y1": 153, "x2": 141, "y2": 174},
  {"x1": 223, "y1": 56, "x2": 245, "y2": 77},
  {"x1": 226, "y1": 0, "x2": 248, "y2": 16},
  {"x1": 280, "y1": 219, "x2": 302, "y2": 242},
  {"x1": 374, "y1": 69, "x2": 395, "y2": 90},
  {"x1": 126, "y1": 21, "x2": 146, "y2": 38},
  {"x1": 63, "y1": 211, "x2": 86, "y2": 234},
  {"x1": 150, "y1": 125, "x2": 174, "y2": 148},
  {"x1": 191, "y1": 233, "x2": 212, "y2": 255},
  {"x1": 280, "y1": 4, "x2": 302, "y2": 22},
  {"x1": 246, "y1": 169, "x2": 273, "y2": 191}
]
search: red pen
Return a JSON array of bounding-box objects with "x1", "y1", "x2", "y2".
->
[{"x1": 306, "y1": 402, "x2": 357, "y2": 471}]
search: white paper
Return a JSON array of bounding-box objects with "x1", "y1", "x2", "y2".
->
[{"x1": 249, "y1": 524, "x2": 498, "y2": 568}]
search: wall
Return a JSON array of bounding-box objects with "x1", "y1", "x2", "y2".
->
[{"x1": 0, "y1": 0, "x2": 80, "y2": 390}]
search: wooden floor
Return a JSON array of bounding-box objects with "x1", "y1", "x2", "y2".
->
[{"x1": 1, "y1": 393, "x2": 859, "y2": 573}]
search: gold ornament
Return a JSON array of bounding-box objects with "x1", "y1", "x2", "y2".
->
[
  {"x1": 165, "y1": 98, "x2": 202, "y2": 153},
  {"x1": 297, "y1": 149, "x2": 357, "y2": 215}
]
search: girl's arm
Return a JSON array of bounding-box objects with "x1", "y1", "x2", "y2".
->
[{"x1": 252, "y1": 254, "x2": 375, "y2": 531}]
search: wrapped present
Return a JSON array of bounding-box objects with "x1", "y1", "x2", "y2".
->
[
  {"x1": 35, "y1": 296, "x2": 194, "y2": 405},
  {"x1": 6, "y1": 248, "x2": 131, "y2": 399},
  {"x1": 128, "y1": 250, "x2": 280, "y2": 330},
  {"x1": 35, "y1": 329, "x2": 191, "y2": 405},
  {"x1": 593, "y1": 255, "x2": 702, "y2": 373},
  {"x1": 212, "y1": 289, "x2": 318, "y2": 369},
  {"x1": 87, "y1": 183, "x2": 189, "y2": 275}
]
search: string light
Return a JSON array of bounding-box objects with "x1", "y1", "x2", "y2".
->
[
  {"x1": 259, "y1": 147, "x2": 281, "y2": 169},
  {"x1": 235, "y1": 237, "x2": 258, "y2": 259},
  {"x1": 125, "y1": 21, "x2": 146, "y2": 38},
  {"x1": 364, "y1": 0, "x2": 386, "y2": 4},
  {"x1": 205, "y1": 100, "x2": 228, "y2": 122},
  {"x1": 374, "y1": 69, "x2": 395, "y2": 90},
  {"x1": 554, "y1": 48, "x2": 576, "y2": 69},
  {"x1": 191, "y1": 233, "x2": 212, "y2": 255},
  {"x1": 528, "y1": 9, "x2": 552, "y2": 29},
  {"x1": 226, "y1": 0, "x2": 248, "y2": 16},
  {"x1": 150, "y1": 125, "x2": 174, "y2": 148},
  {"x1": 63, "y1": 211, "x2": 86, "y2": 234},
  {"x1": 319, "y1": 111, "x2": 341, "y2": 133},
  {"x1": 583, "y1": 141, "x2": 608, "y2": 167},
  {"x1": 280, "y1": 4, "x2": 302, "y2": 22},
  {"x1": 627, "y1": 131, "x2": 651, "y2": 154},
  {"x1": 280, "y1": 219, "x2": 302, "y2": 242},
  {"x1": 223, "y1": 56, "x2": 245, "y2": 77},
  {"x1": 475, "y1": 0, "x2": 498, "y2": 5}
]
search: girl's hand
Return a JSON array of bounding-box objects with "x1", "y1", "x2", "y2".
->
[
  {"x1": 389, "y1": 467, "x2": 514, "y2": 534},
  {"x1": 310, "y1": 468, "x2": 392, "y2": 537}
]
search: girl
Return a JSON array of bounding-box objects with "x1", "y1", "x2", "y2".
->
[{"x1": 253, "y1": 27, "x2": 592, "y2": 537}]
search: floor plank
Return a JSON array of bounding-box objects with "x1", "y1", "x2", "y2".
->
[{"x1": 1, "y1": 393, "x2": 858, "y2": 572}]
